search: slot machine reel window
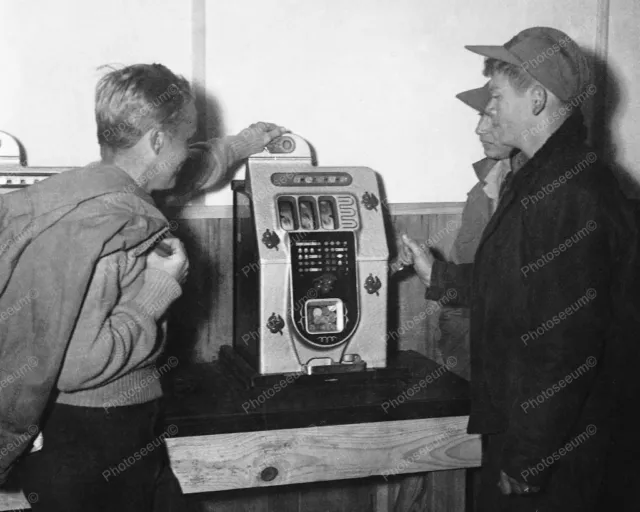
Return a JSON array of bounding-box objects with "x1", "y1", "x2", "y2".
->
[
  {"x1": 276, "y1": 196, "x2": 339, "y2": 232},
  {"x1": 298, "y1": 197, "x2": 318, "y2": 230},
  {"x1": 318, "y1": 197, "x2": 338, "y2": 230},
  {"x1": 277, "y1": 197, "x2": 298, "y2": 231}
]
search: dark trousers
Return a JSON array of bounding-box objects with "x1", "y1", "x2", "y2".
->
[
  {"x1": 18, "y1": 401, "x2": 186, "y2": 512},
  {"x1": 476, "y1": 432, "x2": 607, "y2": 512}
]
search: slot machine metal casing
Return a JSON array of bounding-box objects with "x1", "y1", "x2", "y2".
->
[
  {"x1": 0, "y1": 131, "x2": 59, "y2": 194},
  {"x1": 233, "y1": 134, "x2": 389, "y2": 375}
]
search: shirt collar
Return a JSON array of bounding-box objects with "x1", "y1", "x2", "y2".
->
[{"x1": 482, "y1": 158, "x2": 512, "y2": 201}]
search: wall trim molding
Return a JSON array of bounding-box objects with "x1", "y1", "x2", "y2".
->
[
  {"x1": 192, "y1": 0, "x2": 207, "y2": 140},
  {"x1": 163, "y1": 202, "x2": 465, "y2": 220},
  {"x1": 593, "y1": 0, "x2": 610, "y2": 151}
]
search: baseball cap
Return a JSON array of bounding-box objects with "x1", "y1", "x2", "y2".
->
[
  {"x1": 456, "y1": 82, "x2": 491, "y2": 112},
  {"x1": 465, "y1": 27, "x2": 591, "y2": 102}
]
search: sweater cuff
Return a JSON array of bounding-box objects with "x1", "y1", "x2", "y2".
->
[
  {"x1": 133, "y1": 269, "x2": 182, "y2": 320},
  {"x1": 225, "y1": 134, "x2": 256, "y2": 163}
]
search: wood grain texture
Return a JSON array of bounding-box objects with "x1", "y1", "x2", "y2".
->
[
  {"x1": 0, "y1": 204, "x2": 474, "y2": 512},
  {"x1": 0, "y1": 491, "x2": 30, "y2": 511},
  {"x1": 162, "y1": 207, "x2": 464, "y2": 365},
  {"x1": 165, "y1": 417, "x2": 480, "y2": 494}
]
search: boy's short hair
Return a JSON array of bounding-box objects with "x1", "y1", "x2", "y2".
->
[
  {"x1": 95, "y1": 63, "x2": 192, "y2": 151},
  {"x1": 483, "y1": 58, "x2": 537, "y2": 94}
]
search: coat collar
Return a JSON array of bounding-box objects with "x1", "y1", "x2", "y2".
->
[
  {"x1": 474, "y1": 111, "x2": 588, "y2": 256},
  {"x1": 472, "y1": 157, "x2": 500, "y2": 184}
]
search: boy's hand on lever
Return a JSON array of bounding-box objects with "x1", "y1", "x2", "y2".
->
[
  {"x1": 146, "y1": 237, "x2": 190, "y2": 284},
  {"x1": 401, "y1": 234, "x2": 434, "y2": 287},
  {"x1": 233, "y1": 122, "x2": 290, "y2": 158}
]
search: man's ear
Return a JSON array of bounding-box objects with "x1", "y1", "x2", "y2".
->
[
  {"x1": 530, "y1": 85, "x2": 547, "y2": 116},
  {"x1": 150, "y1": 129, "x2": 165, "y2": 155}
]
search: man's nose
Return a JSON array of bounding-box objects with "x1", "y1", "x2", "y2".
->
[{"x1": 476, "y1": 115, "x2": 490, "y2": 135}]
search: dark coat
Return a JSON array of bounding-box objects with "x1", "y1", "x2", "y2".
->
[{"x1": 426, "y1": 112, "x2": 639, "y2": 488}]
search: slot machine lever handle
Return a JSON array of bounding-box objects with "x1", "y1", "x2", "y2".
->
[{"x1": 389, "y1": 258, "x2": 411, "y2": 277}]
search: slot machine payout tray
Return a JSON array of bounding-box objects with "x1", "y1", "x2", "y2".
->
[{"x1": 219, "y1": 344, "x2": 412, "y2": 391}]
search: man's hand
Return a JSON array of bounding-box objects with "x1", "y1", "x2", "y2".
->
[
  {"x1": 400, "y1": 234, "x2": 434, "y2": 286},
  {"x1": 234, "y1": 122, "x2": 289, "y2": 159},
  {"x1": 498, "y1": 470, "x2": 541, "y2": 496},
  {"x1": 146, "y1": 237, "x2": 189, "y2": 284}
]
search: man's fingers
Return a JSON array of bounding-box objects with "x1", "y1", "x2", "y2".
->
[
  {"x1": 498, "y1": 471, "x2": 512, "y2": 495},
  {"x1": 510, "y1": 476, "x2": 530, "y2": 494},
  {"x1": 269, "y1": 126, "x2": 289, "y2": 137},
  {"x1": 263, "y1": 126, "x2": 289, "y2": 145},
  {"x1": 401, "y1": 234, "x2": 424, "y2": 256},
  {"x1": 396, "y1": 253, "x2": 413, "y2": 266}
]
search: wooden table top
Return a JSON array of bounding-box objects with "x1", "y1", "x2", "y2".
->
[{"x1": 160, "y1": 348, "x2": 471, "y2": 437}]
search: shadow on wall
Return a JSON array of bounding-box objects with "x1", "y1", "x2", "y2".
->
[
  {"x1": 583, "y1": 46, "x2": 640, "y2": 199},
  {"x1": 156, "y1": 86, "x2": 227, "y2": 365}
]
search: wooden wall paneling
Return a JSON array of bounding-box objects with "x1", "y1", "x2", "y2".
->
[
  {"x1": 208, "y1": 217, "x2": 234, "y2": 361},
  {"x1": 164, "y1": 218, "x2": 215, "y2": 364},
  {"x1": 164, "y1": 208, "x2": 464, "y2": 366},
  {"x1": 184, "y1": 487, "x2": 270, "y2": 512},
  {"x1": 425, "y1": 469, "x2": 467, "y2": 512},
  {"x1": 165, "y1": 217, "x2": 235, "y2": 364},
  {"x1": 184, "y1": 479, "x2": 379, "y2": 512},
  {"x1": 267, "y1": 485, "x2": 301, "y2": 512},
  {"x1": 390, "y1": 214, "x2": 430, "y2": 355},
  {"x1": 297, "y1": 479, "x2": 376, "y2": 512},
  {"x1": 374, "y1": 481, "x2": 391, "y2": 512},
  {"x1": 389, "y1": 212, "x2": 462, "y2": 359}
]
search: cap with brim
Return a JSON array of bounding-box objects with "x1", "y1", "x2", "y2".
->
[
  {"x1": 456, "y1": 83, "x2": 491, "y2": 113},
  {"x1": 465, "y1": 46, "x2": 523, "y2": 67},
  {"x1": 465, "y1": 27, "x2": 591, "y2": 103}
]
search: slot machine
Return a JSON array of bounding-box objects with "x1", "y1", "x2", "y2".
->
[{"x1": 233, "y1": 134, "x2": 390, "y2": 375}]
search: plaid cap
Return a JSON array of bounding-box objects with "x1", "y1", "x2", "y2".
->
[
  {"x1": 465, "y1": 27, "x2": 591, "y2": 102},
  {"x1": 456, "y1": 82, "x2": 491, "y2": 112}
]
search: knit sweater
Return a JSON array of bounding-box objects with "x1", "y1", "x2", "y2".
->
[
  {"x1": 56, "y1": 239, "x2": 182, "y2": 408},
  {"x1": 0, "y1": 164, "x2": 169, "y2": 480}
]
